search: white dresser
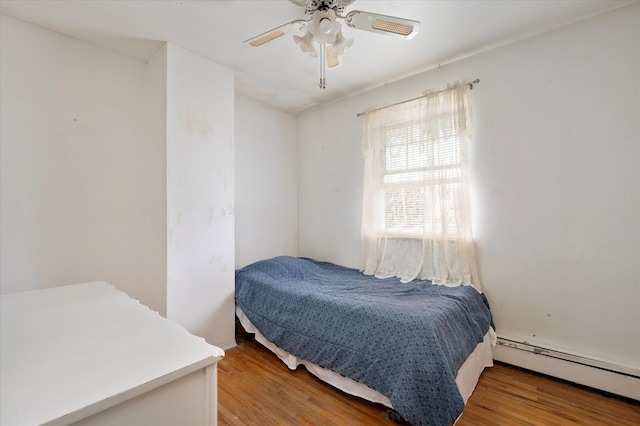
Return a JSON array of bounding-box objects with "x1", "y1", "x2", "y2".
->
[{"x1": 0, "y1": 282, "x2": 225, "y2": 426}]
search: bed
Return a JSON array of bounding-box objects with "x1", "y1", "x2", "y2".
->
[{"x1": 235, "y1": 256, "x2": 495, "y2": 426}]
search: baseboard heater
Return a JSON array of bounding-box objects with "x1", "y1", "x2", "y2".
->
[{"x1": 496, "y1": 336, "x2": 640, "y2": 379}]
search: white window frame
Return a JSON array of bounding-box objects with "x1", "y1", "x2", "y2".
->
[{"x1": 378, "y1": 112, "x2": 464, "y2": 239}]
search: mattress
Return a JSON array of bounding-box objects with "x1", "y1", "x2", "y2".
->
[{"x1": 237, "y1": 306, "x2": 496, "y2": 412}]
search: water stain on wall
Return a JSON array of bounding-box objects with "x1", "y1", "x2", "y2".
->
[{"x1": 178, "y1": 110, "x2": 214, "y2": 140}]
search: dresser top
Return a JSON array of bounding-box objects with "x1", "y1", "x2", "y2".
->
[{"x1": 1, "y1": 282, "x2": 224, "y2": 425}]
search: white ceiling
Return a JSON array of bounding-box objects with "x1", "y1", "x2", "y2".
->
[{"x1": 0, "y1": 0, "x2": 633, "y2": 113}]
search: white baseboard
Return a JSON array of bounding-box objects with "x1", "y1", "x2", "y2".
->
[
  {"x1": 218, "y1": 340, "x2": 238, "y2": 351},
  {"x1": 494, "y1": 343, "x2": 640, "y2": 401}
]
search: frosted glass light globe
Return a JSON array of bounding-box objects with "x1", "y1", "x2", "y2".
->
[{"x1": 318, "y1": 18, "x2": 333, "y2": 35}]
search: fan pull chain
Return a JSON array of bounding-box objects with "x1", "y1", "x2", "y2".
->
[{"x1": 319, "y1": 42, "x2": 327, "y2": 89}]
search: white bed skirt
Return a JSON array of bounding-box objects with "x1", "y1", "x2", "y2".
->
[{"x1": 236, "y1": 306, "x2": 496, "y2": 409}]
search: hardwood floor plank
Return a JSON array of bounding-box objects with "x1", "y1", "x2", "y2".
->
[{"x1": 218, "y1": 334, "x2": 640, "y2": 425}]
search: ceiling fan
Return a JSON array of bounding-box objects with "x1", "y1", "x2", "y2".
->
[{"x1": 244, "y1": 0, "x2": 420, "y2": 90}]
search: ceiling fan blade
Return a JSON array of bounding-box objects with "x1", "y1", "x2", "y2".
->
[
  {"x1": 244, "y1": 19, "x2": 309, "y2": 47},
  {"x1": 325, "y1": 45, "x2": 341, "y2": 69},
  {"x1": 344, "y1": 10, "x2": 419, "y2": 40}
]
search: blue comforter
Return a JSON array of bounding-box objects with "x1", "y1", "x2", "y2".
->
[{"x1": 235, "y1": 256, "x2": 493, "y2": 426}]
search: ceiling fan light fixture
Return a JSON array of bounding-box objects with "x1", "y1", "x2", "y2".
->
[
  {"x1": 308, "y1": 9, "x2": 341, "y2": 44},
  {"x1": 245, "y1": 1, "x2": 421, "y2": 89},
  {"x1": 318, "y1": 18, "x2": 333, "y2": 35},
  {"x1": 331, "y1": 31, "x2": 353, "y2": 56},
  {"x1": 293, "y1": 31, "x2": 318, "y2": 57}
]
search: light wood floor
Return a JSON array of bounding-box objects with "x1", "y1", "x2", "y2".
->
[{"x1": 218, "y1": 333, "x2": 639, "y2": 425}]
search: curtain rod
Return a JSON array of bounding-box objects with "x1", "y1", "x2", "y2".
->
[{"x1": 356, "y1": 79, "x2": 480, "y2": 118}]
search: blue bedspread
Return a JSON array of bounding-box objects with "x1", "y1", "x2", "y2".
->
[{"x1": 235, "y1": 256, "x2": 493, "y2": 426}]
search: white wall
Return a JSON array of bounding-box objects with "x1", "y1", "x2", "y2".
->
[
  {"x1": 297, "y1": 3, "x2": 639, "y2": 372},
  {"x1": 144, "y1": 44, "x2": 168, "y2": 316},
  {"x1": 1, "y1": 17, "x2": 236, "y2": 348},
  {"x1": 165, "y1": 44, "x2": 235, "y2": 348},
  {"x1": 0, "y1": 15, "x2": 164, "y2": 313},
  {"x1": 234, "y1": 95, "x2": 298, "y2": 268}
]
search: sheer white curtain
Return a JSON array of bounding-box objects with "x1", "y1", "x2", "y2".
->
[{"x1": 361, "y1": 81, "x2": 481, "y2": 289}]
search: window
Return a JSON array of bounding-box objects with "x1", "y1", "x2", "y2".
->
[
  {"x1": 382, "y1": 111, "x2": 462, "y2": 237},
  {"x1": 361, "y1": 81, "x2": 480, "y2": 288}
]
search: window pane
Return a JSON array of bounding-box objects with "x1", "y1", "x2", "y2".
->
[
  {"x1": 381, "y1": 116, "x2": 462, "y2": 235},
  {"x1": 385, "y1": 187, "x2": 424, "y2": 231}
]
